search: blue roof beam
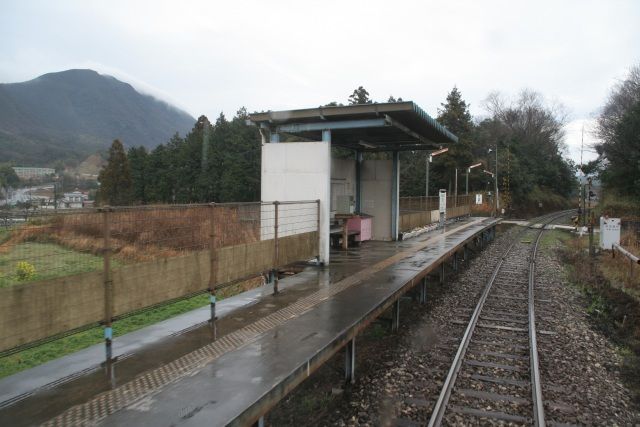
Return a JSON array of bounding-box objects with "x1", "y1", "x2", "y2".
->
[{"x1": 276, "y1": 118, "x2": 389, "y2": 134}]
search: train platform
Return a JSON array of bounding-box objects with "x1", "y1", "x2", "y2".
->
[{"x1": 0, "y1": 216, "x2": 499, "y2": 427}]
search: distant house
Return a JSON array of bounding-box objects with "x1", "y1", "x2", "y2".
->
[
  {"x1": 12, "y1": 167, "x2": 55, "y2": 180},
  {"x1": 61, "y1": 191, "x2": 89, "y2": 209}
]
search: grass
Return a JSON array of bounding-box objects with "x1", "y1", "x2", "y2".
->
[
  {"x1": 0, "y1": 277, "x2": 261, "y2": 379},
  {"x1": 555, "y1": 230, "x2": 640, "y2": 402},
  {"x1": 0, "y1": 228, "x2": 10, "y2": 244},
  {"x1": 0, "y1": 242, "x2": 109, "y2": 288}
]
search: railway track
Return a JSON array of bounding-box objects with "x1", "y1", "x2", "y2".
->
[{"x1": 426, "y1": 212, "x2": 570, "y2": 426}]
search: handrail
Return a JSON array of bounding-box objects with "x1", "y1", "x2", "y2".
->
[{"x1": 613, "y1": 243, "x2": 640, "y2": 264}]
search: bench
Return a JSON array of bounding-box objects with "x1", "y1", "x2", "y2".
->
[{"x1": 330, "y1": 229, "x2": 361, "y2": 249}]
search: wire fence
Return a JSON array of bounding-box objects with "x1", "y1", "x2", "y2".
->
[
  {"x1": 399, "y1": 195, "x2": 473, "y2": 212},
  {"x1": 0, "y1": 200, "x2": 320, "y2": 354}
]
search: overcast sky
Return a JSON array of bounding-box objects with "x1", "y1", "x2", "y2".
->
[{"x1": 2, "y1": 0, "x2": 639, "y2": 163}]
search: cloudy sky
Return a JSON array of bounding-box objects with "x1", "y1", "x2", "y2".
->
[{"x1": 2, "y1": 0, "x2": 639, "y2": 163}]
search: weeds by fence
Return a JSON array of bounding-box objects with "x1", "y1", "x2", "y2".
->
[{"x1": 0, "y1": 201, "x2": 320, "y2": 355}]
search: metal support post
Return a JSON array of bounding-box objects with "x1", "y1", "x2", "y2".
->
[
  {"x1": 419, "y1": 277, "x2": 427, "y2": 305},
  {"x1": 392, "y1": 299, "x2": 400, "y2": 332},
  {"x1": 392, "y1": 151, "x2": 400, "y2": 241},
  {"x1": 316, "y1": 199, "x2": 321, "y2": 263},
  {"x1": 345, "y1": 338, "x2": 356, "y2": 384},
  {"x1": 464, "y1": 244, "x2": 469, "y2": 263},
  {"x1": 453, "y1": 252, "x2": 458, "y2": 272},
  {"x1": 273, "y1": 201, "x2": 280, "y2": 294},
  {"x1": 454, "y1": 168, "x2": 458, "y2": 207},
  {"x1": 253, "y1": 416, "x2": 265, "y2": 427},
  {"x1": 355, "y1": 152, "x2": 363, "y2": 213},
  {"x1": 208, "y1": 203, "x2": 218, "y2": 336},
  {"x1": 426, "y1": 154, "x2": 430, "y2": 199},
  {"x1": 102, "y1": 207, "x2": 114, "y2": 366},
  {"x1": 465, "y1": 170, "x2": 469, "y2": 196},
  {"x1": 440, "y1": 262, "x2": 446, "y2": 285}
]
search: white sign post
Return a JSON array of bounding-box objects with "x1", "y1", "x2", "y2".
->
[
  {"x1": 475, "y1": 193, "x2": 482, "y2": 205},
  {"x1": 600, "y1": 217, "x2": 621, "y2": 249},
  {"x1": 439, "y1": 189, "x2": 447, "y2": 228}
]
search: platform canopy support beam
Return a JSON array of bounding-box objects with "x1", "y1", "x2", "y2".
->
[
  {"x1": 392, "y1": 151, "x2": 400, "y2": 240},
  {"x1": 345, "y1": 338, "x2": 356, "y2": 384},
  {"x1": 391, "y1": 299, "x2": 401, "y2": 332}
]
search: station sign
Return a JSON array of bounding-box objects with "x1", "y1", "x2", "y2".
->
[
  {"x1": 439, "y1": 190, "x2": 447, "y2": 213},
  {"x1": 600, "y1": 217, "x2": 621, "y2": 249}
]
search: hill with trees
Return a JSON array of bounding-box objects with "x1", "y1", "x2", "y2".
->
[
  {"x1": 96, "y1": 87, "x2": 577, "y2": 212},
  {"x1": 0, "y1": 69, "x2": 194, "y2": 166}
]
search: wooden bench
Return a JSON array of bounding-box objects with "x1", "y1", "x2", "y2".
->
[{"x1": 330, "y1": 229, "x2": 361, "y2": 249}]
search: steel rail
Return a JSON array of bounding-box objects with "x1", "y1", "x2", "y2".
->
[
  {"x1": 529, "y1": 220, "x2": 546, "y2": 426},
  {"x1": 427, "y1": 211, "x2": 570, "y2": 427}
]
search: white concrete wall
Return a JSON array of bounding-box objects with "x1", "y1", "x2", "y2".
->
[
  {"x1": 261, "y1": 142, "x2": 330, "y2": 263},
  {"x1": 330, "y1": 158, "x2": 356, "y2": 213},
  {"x1": 360, "y1": 159, "x2": 394, "y2": 240}
]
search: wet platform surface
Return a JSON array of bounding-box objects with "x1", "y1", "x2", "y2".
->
[{"x1": 0, "y1": 217, "x2": 498, "y2": 426}]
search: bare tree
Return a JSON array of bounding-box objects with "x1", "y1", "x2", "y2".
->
[{"x1": 596, "y1": 64, "x2": 640, "y2": 146}]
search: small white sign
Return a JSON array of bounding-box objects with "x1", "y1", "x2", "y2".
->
[
  {"x1": 439, "y1": 190, "x2": 447, "y2": 213},
  {"x1": 475, "y1": 194, "x2": 482, "y2": 205},
  {"x1": 600, "y1": 217, "x2": 621, "y2": 249}
]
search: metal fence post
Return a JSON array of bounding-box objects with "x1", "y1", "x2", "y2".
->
[
  {"x1": 208, "y1": 203, "x2": 218, "y2": 335},
  {"x1": 102, "y1": 206, "x2": 114, "y2": 365},
  {"x1": 316, "y1": 199, "x2": 321, "y2": 262},
  {"x1": 273, "y1": 201, "x2": 279, "y2": 295}
]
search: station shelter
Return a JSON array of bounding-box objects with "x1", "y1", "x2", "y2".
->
[{"x1": 249, "y1": 101, "x2": 457, "y2": 264}]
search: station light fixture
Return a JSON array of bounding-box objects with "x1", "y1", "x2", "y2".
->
[
  {"x1": 426, "y1": 147, "x2": 449, "y2": 199},
  {"x1": 465, "y1": 162, "x2": 484, "y2": 195}
]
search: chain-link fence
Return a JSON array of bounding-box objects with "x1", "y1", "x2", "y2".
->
[{"x1": 0, "y1": 200, "x2": 320, "y2": 354}]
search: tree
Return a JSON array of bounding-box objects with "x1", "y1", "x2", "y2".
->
[
  {"x1": 97, "y1": 140, "x2": 133, "y2": 206},
  {"x1": 387, "y1": 95, "x2": 403, "y2": 103},
  {"x1": 595, "y1": 64, "x2": 640, "y2": 197},
  {"x1": 599, "y1": 100, "x2": 640, "y2": 197},
  {"x1": 0, "y1": 164, "x2": 19, "y2": 200},
  {"x1": 216, "y1": 109, "x2": 261, "y2": 202},
  {"x1": 128, "y1": 146, "x2": 149, "y2": 204},
  {"x1": 479, "y1": 90, "x2": 576, "y2": 212},
  {"x1": 348, "y1": 86, "x2": 372, "y2": 105},
  {"x1": 401, "y1": 87, "x2": 475, "y2": 197}
]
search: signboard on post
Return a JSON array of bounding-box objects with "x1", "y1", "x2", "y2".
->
[
  {"x1": 600, "y1": 217, "x2": 621, "y2": 249},
  {"x1": 475, "y1": 193, "x2": 482, "y2": 205},
  {"x1": 439, "y1": 189, "x2": 446, "y2": 228}
]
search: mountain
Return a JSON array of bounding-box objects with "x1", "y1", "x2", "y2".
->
[{"x1": 0, "y1": 69, "x2": 195, "y2": 165}]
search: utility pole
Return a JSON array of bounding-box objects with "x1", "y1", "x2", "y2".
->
[
  {"x1": 454, "y1": 168, "x2": 458, "y2": 207},
  {"x1": 588, "y1": 177, "x2": 594, "y2": 257},
  {"x1": 494, "y1": 144, "x2": 499, "y2": 213}
]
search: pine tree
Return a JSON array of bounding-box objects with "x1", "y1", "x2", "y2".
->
[
  {"x1": 348, "y1": 86, "x2": 372, "y2": 105},
  {"x1": 434, "y1": 87, "x2": 475, "y2": 194},
  {"x1": 127, "y1": 146, "x2": 149, "y2": 204},
  {"x1": 97, "y1": 140, "x2": 133, "y2": 206}
]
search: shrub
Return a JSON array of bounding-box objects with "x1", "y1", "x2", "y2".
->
[{"x1": 15, "y1": 261, "x2": 36, "y2": 281}]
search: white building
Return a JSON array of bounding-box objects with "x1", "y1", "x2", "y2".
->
[{"x1": 12, "y1": 167, "x2": 55, "y2": 180}]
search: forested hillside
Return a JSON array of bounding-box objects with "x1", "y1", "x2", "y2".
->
[{"x1": 0, "y1": 69, "x2": 194, "y2": 165}]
